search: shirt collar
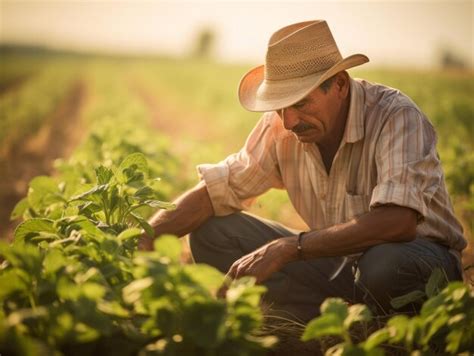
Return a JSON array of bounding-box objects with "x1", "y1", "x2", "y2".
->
[{"x1": 343, "y1": 78, "x2": 365, "y2": 143}]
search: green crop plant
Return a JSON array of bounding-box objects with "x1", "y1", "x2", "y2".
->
[
  {"x1": 1, "y1": 153, "x2": 275, "y2": 356},
  {"x1": 302, "y1": 269, "x2": 474, "y2": 355}
]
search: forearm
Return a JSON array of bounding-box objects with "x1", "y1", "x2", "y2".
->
[
  {"x1": 284, "y1": 205, "x2": 418, "y2": 262},
  {"x1": 147, "y1": 180, "x2": 215, "y2": 238}
]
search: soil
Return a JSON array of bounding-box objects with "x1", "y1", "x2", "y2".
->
[
  {"x1": 0, "y1": 81, "x2": 88, "y2": 240},
  {"x1": 0, "y1": 74, "x2": 31, "y2": 97}
]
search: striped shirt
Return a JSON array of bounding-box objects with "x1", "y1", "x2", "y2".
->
[{"x1": 197, "y1": 78, "x2": 467, "y2": 255}]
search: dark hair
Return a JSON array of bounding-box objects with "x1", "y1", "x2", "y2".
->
[{"x1": 319, "y1": 75, "x2": 335, "y2": 93}]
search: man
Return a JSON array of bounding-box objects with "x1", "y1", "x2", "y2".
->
[{"x1": 139, "y1": 20, "x2": 466, "y2": 321}]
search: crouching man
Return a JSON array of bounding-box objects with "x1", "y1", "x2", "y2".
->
[{"x1": 139, "y1": 20, "x2": 466, "y2": 322}]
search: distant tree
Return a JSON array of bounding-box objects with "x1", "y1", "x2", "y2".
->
[
  {"x1": 192, "y1": 28, "x2": 216, "y2": 59},
  {"x1": 438, "y1": 47, "x2": 468, "y2": 70}
]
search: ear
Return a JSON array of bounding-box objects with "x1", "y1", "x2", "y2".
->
[{"x1": 335, "y1": 71, "x2": 350, "y2": 99}]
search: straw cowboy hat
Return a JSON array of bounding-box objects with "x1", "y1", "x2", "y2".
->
[{"x1": 238, "y1": 20, "x2": 369, "y2": 112}]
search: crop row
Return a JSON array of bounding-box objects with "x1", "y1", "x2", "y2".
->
[
  {"x1": 0, "y1": 59, "x2": 80, "y2": 152},
  {"x1": 0, "y1": 62, "x2": 274, "y2": 355}
]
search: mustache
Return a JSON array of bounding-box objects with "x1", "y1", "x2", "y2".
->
[{"x1": 292, "y1": 122, "x2": 316, "y2": 133}]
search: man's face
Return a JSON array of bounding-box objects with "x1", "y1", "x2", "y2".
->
[{"x1": 275, "y1": 73, "x2": 350, "y2": 144}]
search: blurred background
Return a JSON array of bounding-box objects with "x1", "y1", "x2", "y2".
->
[{"x1": 0, "y1": 0, "x2": 473, "y2": 275}]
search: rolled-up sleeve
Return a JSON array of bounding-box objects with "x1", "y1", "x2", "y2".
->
[
  {"x1": 197, "y1": 113, "x2": 284, "y2": 216},
  {"x1": 370, "y1": 107, "x2": 442, "y2": 222}
]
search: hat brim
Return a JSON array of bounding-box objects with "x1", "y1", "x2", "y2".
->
[{"x1": 238, "y1": 54, "x2": 369, "y2": 112}]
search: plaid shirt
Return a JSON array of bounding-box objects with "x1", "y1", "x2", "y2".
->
[{"x1": 197, "y1": 78, "x2": 467, "y2": 255}]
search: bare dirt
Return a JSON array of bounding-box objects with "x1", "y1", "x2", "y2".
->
[{"x1": 0, "y1": 81, "x2": 88, "y2": 240}]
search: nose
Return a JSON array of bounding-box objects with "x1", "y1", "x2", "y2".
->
[{"x1": 280, "y1": 107, "x2": 300, "y2": 131}]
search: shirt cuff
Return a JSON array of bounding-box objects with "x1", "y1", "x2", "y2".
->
[
  {"x1": 196, "y1": 162, "x2": 255, "y2": 216},
  {"x1": 370, "y1": 182, "x2": 432, "y2": 223}
]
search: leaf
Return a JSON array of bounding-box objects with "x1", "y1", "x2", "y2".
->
[
  {"x1": 363, "y1": 329, "x2": 390, "y2": 351},
  {"x1": 57, "y1": 277, "x2": 81, "y2": 301},
  {"x1": 153, "y1": 235, "x2": 181, "y2": 263},
  {"x1": 95, "y1": 166, "x2": 114, "y2": 185},
  {"x1": 320, "y1": 298, "x2": 348, "y2": 322},
  {"x1": 445, "y1": 329, "x2": 463, "y2": 354},
  {"x1": 344, "y1": 304, "x2": 372, "y2": 329},
  {"x1": 183, "y1": 264, "x2": 224, "y2": 292},
  {"x1": 70, "y1": 184, "x2": 109, "y2": 201},
  {"x1": 117, "y1": 153, "x2": 148, "y2": 183},
  {"x1": 301, "y1": 313, "x2": 344, "y2": 341},
  {"x1": 14, "y1": 218, "x2": 56, "y2": 243},
  {"x1": 134, "y1": 186, "x2": 154, "y2": 198},
  {"x1": 10, "y1": 197, "x2": 29, "y2": 220},
  {"x1": 122, "y1": 277, "x2": 153, "y2": 304},
  {"x1": 182, "y1": 298, "x2": 227, "y2": 347},
  {"x1": 27, "y1": 176, "x2": 61, "y2": 210},
  {"x1": 43, "y1": 248, "x2": 68, "y2": 275},
  {"x1": 390, "y1": 289, "x2": 425, "y2": 309},
  {"x1": 386, "y1": 315, "x2": 410, "y2": 342},
  {"x1": 97, "y1": 300, "x2": 130, "y2": 318},
  {"x1": 82, "y1": 283, "x2": 106, "y2": 300},
  {"x1": 117, "y1": 228, "x2": 142, "y2": 242},
  {"x1": 6, "y1": 307, "x2": 48, "y2": 326},
  {"x1": 0, "y1": 269, "x2": 29, "y2": 300},
  {"x1": 425, "y1": 267, "x2": 447, "y2": 298},
  {"x1": 130, "y1": 212, "x2": 154, "y2": 238},
  {"x1": 143, "y1": 199, "x2": 176, "y2": 210}
]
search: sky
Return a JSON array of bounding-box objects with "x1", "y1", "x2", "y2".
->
[{"x1": 1, "y1": 0, "x2": 473, "y2": 68}]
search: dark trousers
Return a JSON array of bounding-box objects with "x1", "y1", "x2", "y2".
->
[{"x1": 189, "y1": 212, "x2": 462, "y2": 322}]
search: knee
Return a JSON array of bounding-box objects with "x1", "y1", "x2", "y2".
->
[
  {"x1": 355, "y1": 243, "x2": 414, "y2": 312},
  {"x1": 190, "y1": 214, "x2": 240, "y2": 244},
  {"x1": 356, "y1": 243, "x2": 403, "y2": 290}
]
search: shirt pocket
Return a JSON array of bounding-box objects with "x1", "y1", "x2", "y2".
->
[{"x1": 344, "y1": 192, "x2": 370, "y2": 221}]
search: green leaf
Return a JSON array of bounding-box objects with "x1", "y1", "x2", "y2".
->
[
  {"x1": 182, "y1": 298, "x2": 227, "y2": 347},
  {"x1": 344, "y1": 304, "x2": 372, "y2": 329},
  {"x1": 130, "y1": 212, "x2": 154, "y2": 238},
  {"x1": 320, "y1": 298, "x2": 348, "y2": 321},
  {"x1": 117, "y1": 153, "x2": 148, "y2": 183},
  {"x1": 390, "y1": 289, "x2": 425, "y2": 309},
  {"x1": 425, "y1": 267, "x2": 447, "y2": 298},
  {"x1": 134, "y1": 186, "x2": 154, "y2": 198},
  {"x1": 117, "y1": 228, "x2": 142, "y2": 242},
  {"x1": 10, "y1": 197, "x2": 29, "y2": 220},
  {"x1": 43, "y1": 248, "x2": 68, "y2": 275},
  {"x1": 82, "y1": 283, "x2": 106, "y2": 300},
  {"x1": 363, "y1": 329, "x2": 390, "y2": 351},
  {"x1": 301, "y1": 313, "x2": 344, "y2": 341},
  {"x1": 97, "y1": 300, "x2": 130, "y2": 318},
  {"x1": 70, "y1": 184, "x2": 109, "y2": 201},
  {"x1": 0, "y1": 269, "x2": 29, "y2": 300},
  {"x1": 183, "y1": 264, "x2": 224, "y2": 292},
  {"x1": 123, "y1": 277, "x2": 153, "y2": 304},
  {"x1": 57, "y1": 277, "x2": 81, "y2": 301},
  {"x1": 6, "y1": 307, "x2": 48, "y2": 327},
  {"x1": 27, "y1": 176, "x2": 61, "y2": 210},
  {"x1": 14, "y1": 218, "x2": 56, "y2": 243},
  {"x1": 153, "y1": 235, "x2": 181, "y2": 263},
  {"x1": 386, "y1": 315, "x2": 410, "y2": 342},
  {"x1": 143, "y1": 199, "x2": 176, "y2": 210},
  {"x1": 95, "y1": 166, "x2": 114, "y2": 185},
  {"x1": 445, "y1": 328, "x2": 463, "y2": 353}
]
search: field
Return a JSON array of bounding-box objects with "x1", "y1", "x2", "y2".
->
[{"x1": 0, "y1": 50, "x2": 473, "y2": 355}]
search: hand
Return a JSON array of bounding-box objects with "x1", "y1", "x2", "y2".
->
[
  {"x1": 138, "y1": 233, "x2": 154, "y2": 251},
  {"x1": 217, "y1": 237, "x2": 297, "y2": 298}
]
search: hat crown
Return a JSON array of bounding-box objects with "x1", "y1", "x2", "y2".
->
[{"x1": 265, "y1": 20, "x2": 343, "y2": 81}]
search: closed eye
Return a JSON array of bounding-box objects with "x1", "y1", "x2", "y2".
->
[{"x1": 293, "y1": 101, "x2": 306, "y2": 109}]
